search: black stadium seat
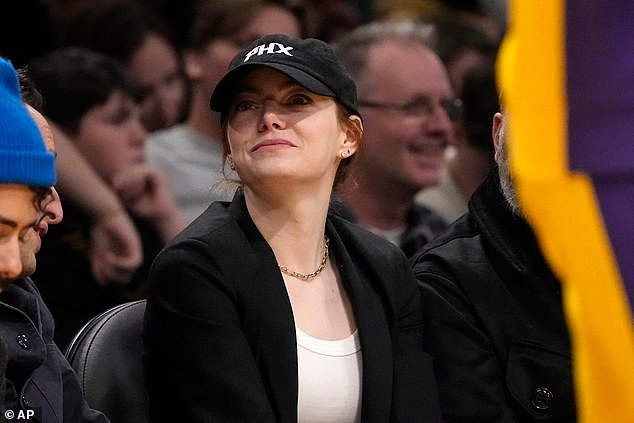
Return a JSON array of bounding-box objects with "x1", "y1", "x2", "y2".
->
[{"x1": 65, "y1": 300, "x2": 148, "y2": 423}]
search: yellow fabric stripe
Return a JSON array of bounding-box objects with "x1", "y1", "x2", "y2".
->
[{"x1": 498, "y1": 1, "x2": 634, "y2": 422}]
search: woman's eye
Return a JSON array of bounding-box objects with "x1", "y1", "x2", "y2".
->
[
  {"x1": 233, "y1": 100, "x2": 258, "y2": 112},
  {"x1": 288, "y1": 94, "x2": 311, "y2": 105}
]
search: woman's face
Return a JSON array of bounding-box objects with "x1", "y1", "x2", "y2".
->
[
  {"x1": 75, "y1": 89, "x2": 147, "y2": 183},
  {"x1": 226, "y1": 68, "x2": 357, "y2": 188}
]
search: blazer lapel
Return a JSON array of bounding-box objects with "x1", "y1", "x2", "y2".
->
[
  {"x1": 327, "y1": 219, "x2": 393, "y2": 423},
  {"x1": 229, "y1": 193, "x2": 298, "y2": 422}
]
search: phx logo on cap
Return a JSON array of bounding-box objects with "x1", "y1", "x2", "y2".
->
[
  {"x1": 243, "y1": 42, "x2": 294, "y2": 62},
  {"x1": 210, "y1": 34, "x2": 360, "y2": 118}
]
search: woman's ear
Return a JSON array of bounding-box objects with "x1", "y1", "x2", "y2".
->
[{"x1": 341, "y1": 115, "x2": 362, "y2": 157}]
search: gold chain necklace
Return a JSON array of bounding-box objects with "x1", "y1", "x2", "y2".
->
[{"x1": 279, "y1": 236, "x2": 330, "y2": 281}]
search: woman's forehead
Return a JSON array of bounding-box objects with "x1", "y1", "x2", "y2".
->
[{"x1": 237, "y1": 68, "x2": 298, "y2": 92}]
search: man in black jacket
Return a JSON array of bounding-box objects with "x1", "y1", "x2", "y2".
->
[
  {"x1": 411, "y1": 112, "x2": 576, "y2": 422},
  {"x1": 0, "y1": 56, "x2": 108, "y2": 423}
]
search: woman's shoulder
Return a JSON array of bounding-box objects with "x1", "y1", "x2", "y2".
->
[
  {"x1": 155, "y1": 201, "x2": 246, "y2": 263},
  {"x1": 176, "y1": 201, "x2": 235, "y2": 241}
]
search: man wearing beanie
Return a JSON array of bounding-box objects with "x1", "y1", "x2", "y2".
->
[{"x1": 0, "y1": 57, "x2": 108, "y2": 422}]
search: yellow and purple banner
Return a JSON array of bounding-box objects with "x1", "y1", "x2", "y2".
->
[{"x1": 498, "y1": 1, "x2": 634, "y2": 421}]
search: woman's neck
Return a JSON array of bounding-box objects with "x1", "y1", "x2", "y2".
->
[{"x1": 244, "y1": 184, "x2": 331, "y2": 274}]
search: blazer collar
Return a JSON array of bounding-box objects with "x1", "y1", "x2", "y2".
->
[
  {"x1": 326, "y1": 218, "x2": 393, "y2": 422},
  {"x1": 469, "y1": 168, "x2": 540, "y2": 274},
  {"x1": 228, "y1": 190, "x2": 298, "y2": 421}
]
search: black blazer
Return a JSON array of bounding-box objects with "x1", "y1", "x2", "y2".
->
[{"x1": 143, "y1": 191, "x2": 441, "y2": 422}]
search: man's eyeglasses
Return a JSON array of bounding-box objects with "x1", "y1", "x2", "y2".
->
[{"x1": 358, "y1": 95, "x2": 463, "y2": 122}]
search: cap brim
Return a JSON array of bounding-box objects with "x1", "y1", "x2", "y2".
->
[{"x1": 210, "y1": 62, "x2": 336, "y2": 113}]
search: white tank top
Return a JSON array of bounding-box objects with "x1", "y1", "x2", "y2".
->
[{"x1": 296, "y1": 328, "x2": 363, "y2": 423}]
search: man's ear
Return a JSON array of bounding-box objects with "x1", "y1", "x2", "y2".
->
[{"x1": 492, "y1": 112, "x2": 504, "y2": 157}]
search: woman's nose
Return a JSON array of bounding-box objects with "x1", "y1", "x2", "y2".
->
[{"x1": 258, "y1": 101, "x2": 285, "y2": 132}]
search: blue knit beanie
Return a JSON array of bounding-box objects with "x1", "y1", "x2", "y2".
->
[{"x1": 0, "y1": 57, "x2": 56, "y2": 187}]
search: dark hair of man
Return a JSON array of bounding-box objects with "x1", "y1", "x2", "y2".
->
[
  {"x1": 16, "y1": 67, "x2": 43, "y2": 110},
  {"x1": 59, "y1": 0, "x2": 178, "y2": 65},
  {"x1": 27, "y1": 47, "x2": 139, "y2": 135}
]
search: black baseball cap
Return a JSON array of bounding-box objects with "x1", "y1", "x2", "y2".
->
[{"x1": 210, "y1": 34, "x2": 360, "y2": 118}]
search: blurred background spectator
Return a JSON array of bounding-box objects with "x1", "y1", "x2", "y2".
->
[
  {"x1": 28, "y1": 48, "x2": 184, "y2": 349},
  {"x1": 58, "y1": 0, "x2": 188, "y2": 133},
  {"x1": 333, "y1": 21, "x2": 452, "y2": 257},
  {"x1": 414, "y1": 10, "x2": 501, "y2": 222},
  {"x1": 416, "y1": 60, "x2": 500, "y2": 222}
]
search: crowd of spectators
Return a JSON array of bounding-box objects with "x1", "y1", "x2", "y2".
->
[{"x1": 3, "y1": 2, "x2": 582, "y2": 423}]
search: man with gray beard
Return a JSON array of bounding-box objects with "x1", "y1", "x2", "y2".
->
[{"x1": 410, "y1": 112, "x2": 577, "y2": 422}]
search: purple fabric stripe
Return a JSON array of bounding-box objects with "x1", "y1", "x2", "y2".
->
[
  {"x1": 591, "y1": 178, "x2": 634, "y2": 310},
  {"x1": 566, "y1": 2, "x2": 634, "y2": 311}
]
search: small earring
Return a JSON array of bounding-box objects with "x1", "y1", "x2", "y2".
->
[
  {"x1": 341, "y1": 149, "x2": 351, "y2": 158},
  {"x1": 227, "y1": 156, "x2": 236, "y2": 170}
]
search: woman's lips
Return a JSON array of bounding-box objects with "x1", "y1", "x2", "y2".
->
[{"x1": 251, "y1": 139, "x2": 296, "y2": 152}]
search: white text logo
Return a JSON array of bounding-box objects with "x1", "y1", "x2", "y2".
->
[{"x1": 244, "y1": 43, "x2": 294, "y2": 62}]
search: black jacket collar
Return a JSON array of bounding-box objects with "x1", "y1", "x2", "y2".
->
[{"x1": 469, "y1": 168, "x2": 540, "y2": 274}]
